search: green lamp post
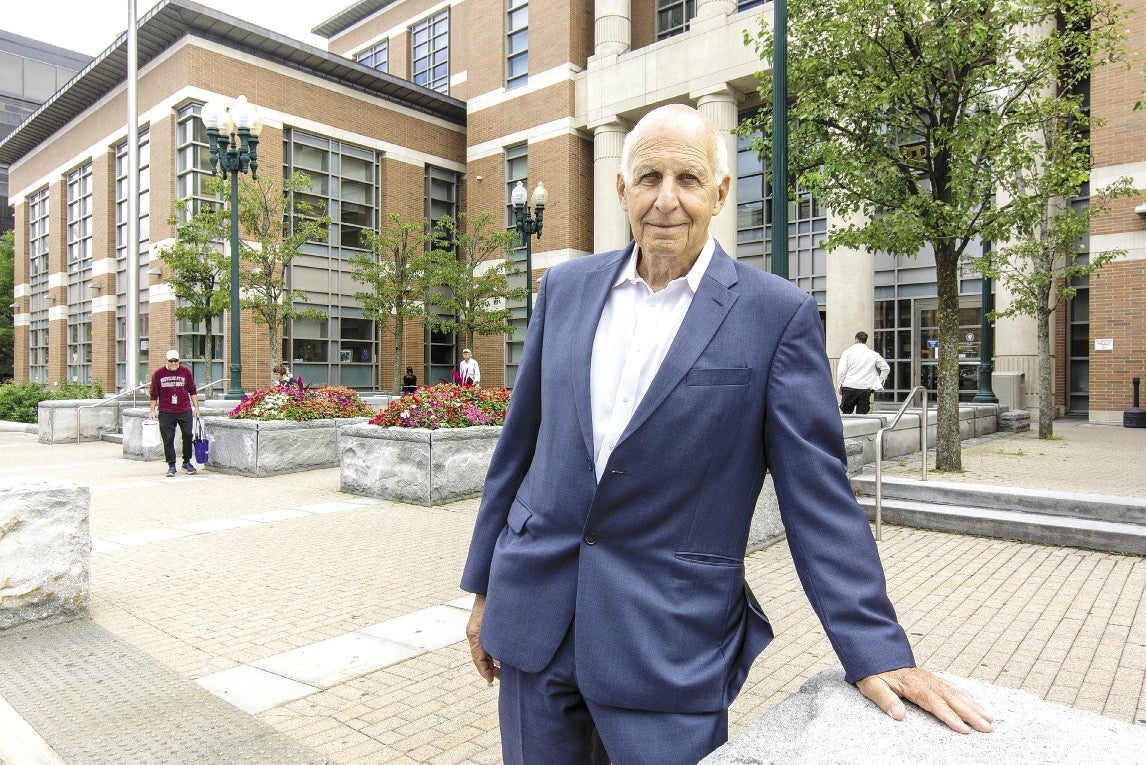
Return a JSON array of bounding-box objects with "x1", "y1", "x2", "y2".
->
[
  {"x1": 511, "y1": 180, "x2": 547, "y2": 324},
  {"x1": 201, "y1": 96, "x2": 262, "y2": 400}
]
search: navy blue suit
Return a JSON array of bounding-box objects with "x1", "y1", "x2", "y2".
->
[{"x1": 461, "y1": 242, "x2": 913, "y2": 718}]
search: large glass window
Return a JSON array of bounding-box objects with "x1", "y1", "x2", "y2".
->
[
  {"x1": 29, "y1": 317, "x2": 49, "y2": 384},
  {"x1": 283, "y1": 131, "x2": 380, "y2": 388},
  {"x1": 66, "y1": 162, "x2": 93, "y2": 272},
  {"x1": 66, "y1": 313, "x2": 92, "y2": 384},
  {"x1": 175, "y1": 102, "x2": 224, "y2": 383},
  {"x1": 355, "y1": 40, "x2": 389, "y2": 72},
  {"x1": 506, "y1": 0, "x2": 528, "y2": 89},
  {"x1": 735, "y1": 131, "x2": 828, "y2": 305},
  {"x1": 29, "y1": 186, "x2": 49, "y2": 282},
  {"x1": 426, "y1": 166, "x2": 459, "y2": 386},
  {"x1": 115, "y1": 131, "x2": 152, "y2": 388},
  {"x1": 411, "y1": 9, "x2": 450, "y2": 94},
  {"x1": 656, "y1": 0, "x2": 696, "y2": 40}
]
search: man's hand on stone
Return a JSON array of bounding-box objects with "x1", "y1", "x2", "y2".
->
[
  {"x1": 857, "y1": 667, "x2": 994, "y2": 734},
  {"x1": 466, "y1": 594, "x2": 500, "y2": 685}
]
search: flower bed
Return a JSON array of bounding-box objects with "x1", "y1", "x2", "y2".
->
[
  {"x1": 369, "y1": 385, "x2": 510, "y2": 429},
  {"x1": 229, "y1": 385, "x2": 373, "y2": 421},
  {"x1": 340, "y1": 385, "x2": 511, "y2": 505}
]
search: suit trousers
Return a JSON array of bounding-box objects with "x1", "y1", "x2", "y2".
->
[{"x1": 498, "y1": 625, "x2": 728, "y2": 765}]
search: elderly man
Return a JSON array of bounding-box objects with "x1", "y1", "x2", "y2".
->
[{"x1": 462, "y1": 104, "x2": 991, "y2": 764}]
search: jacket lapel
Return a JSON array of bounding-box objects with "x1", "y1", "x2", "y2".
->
[
  {"x1": 572, "y1": 245, "x2": 633, "y2": 459},
  {"x1": 618, "y1": 245, "x2": 740, "y2": 445}
]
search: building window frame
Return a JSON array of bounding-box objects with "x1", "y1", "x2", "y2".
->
[
  {"x1": 656, "y1": 0, "x2": 696, "y2": 40},
  {"x1": 506, "y1": 0, "x2": 528, "y2": 89},
  {"x1": 29, "y1": 186, "x2": 49, "y2": 283},
  {"x1": 66, "y1": 161, "x2": 93, "y2": 272},
  {"x1": 355, "y1": 40, "x2": 389, "y2": 72},
  {"x1": 503, "y1": 145, "x2": 529, "y2": 387},
  {"x1": 411, "y1": 8, "x2": 450, "y2": 94}
]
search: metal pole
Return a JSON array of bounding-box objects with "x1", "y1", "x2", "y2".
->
[
  {"x1": 524, "y1": 235, "x2": 533, "y2": 324},
  {"x1": 125, "y1": 0, "x2": 140, "y2": 391},
  {"x1": 973, "y1": 240, "x2": 998, "y2": 403},
  {"x1": 770, "y1": 0, "x2": 789, "y2": 279},
  {"x1": 225, "y1": 165, "x2": 243, "y2": 399}
]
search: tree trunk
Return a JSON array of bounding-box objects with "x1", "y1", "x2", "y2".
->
[
  {"x1": 934, "y1": 248, "x2": 963, "y2": 472},
  {"x1": 1037, "y1": 301, "x2": 1054, "y2": 439},
  {"x1": 392, "y1": 322, "x2": 404, "y2": 395}
]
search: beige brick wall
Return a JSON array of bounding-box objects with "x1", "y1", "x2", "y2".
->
[{"x1": 1088, "y1": 259, "x2": 1146, "y2": 413}]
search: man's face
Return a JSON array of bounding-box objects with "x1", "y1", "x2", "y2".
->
[
  {"x1": 617, "y1": 115, "x2": 729, "y2": 269},
  {"x1": 462, "y1": 352, "x2": 471, "y2": 361},
  {"x1": 166, "y1": 358, "x2": 179, "y2": 370}
]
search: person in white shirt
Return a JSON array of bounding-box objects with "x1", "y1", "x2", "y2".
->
[
  {"x1": 837, "y1": 331, "x2": 890, "y2": 414},
  {"x1": 459, "y1": 348, "x2": 480, "y2": 386}
]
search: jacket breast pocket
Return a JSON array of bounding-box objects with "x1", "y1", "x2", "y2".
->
[{"x1": 686, "y1": 367, "x2": 750, "y2": 386}]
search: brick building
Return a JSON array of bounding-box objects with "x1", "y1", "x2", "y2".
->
[{"x1": 2, "y1": 0, "x2": 1143, "y2": 423}]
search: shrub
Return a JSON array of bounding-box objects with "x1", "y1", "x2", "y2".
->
[
  {"x1": 369, "y1": 384, "x2": 511, "y2": 429},
  {"x1": 228, "y1": 384, "x2": 373, "y2": 421},
  {"x1": 0, "y1": 379, "x2": 106, "y2": 423}
]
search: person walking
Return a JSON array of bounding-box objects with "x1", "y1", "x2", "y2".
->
[
  {"x1": 837, "y1": 331, "x2": 890, "y2": 415},
  {"x1": 459, "y1": 349, "x2": 480, "y2": 387},
  {"x1": 148, "y1": 350, "x2": 201, "y2": 477},
  {"x1": 461, "y1": 105, "x2": 990, "y2": 765}
]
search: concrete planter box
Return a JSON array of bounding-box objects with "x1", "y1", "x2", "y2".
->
[
  {"x1": 201, "y1": 416, "x2": 371, "y2": 477},
  {"x1": 37, "y1": 399, "x2": 122, "y2": 443},
  {"x1": 339, "y1": 424, "x2": 501, "y2": 506},
  {"x1": 121, "y1": 404, "x2": 233, "y2": 462}
]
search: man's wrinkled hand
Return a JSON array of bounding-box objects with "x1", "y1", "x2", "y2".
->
[
  {"x1": 857, "y1": 667, "x2": 994, "y2": 734},
  {"x1": 466, "y1": 594, "x2": 500, "y2": 685}
]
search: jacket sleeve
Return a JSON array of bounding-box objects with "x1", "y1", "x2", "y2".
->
[
  {"x1": 459, "y1": 271, "x2": 549, "y2": 594},
  {"x1": 765, "y1": 296, "x2": 915, "y2": 682}
]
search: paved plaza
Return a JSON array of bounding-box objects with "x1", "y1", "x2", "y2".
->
[{"x1": 0, "y1": 418, "x2": 1143, "y2": 763}]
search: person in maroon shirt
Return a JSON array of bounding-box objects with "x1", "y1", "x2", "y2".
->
[{"x1": 148, "y1": 350, "x2": 202, "y2": 476}]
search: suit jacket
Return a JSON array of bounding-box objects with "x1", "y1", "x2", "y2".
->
[{"x1": 461, "y1": 242, "x2": 914, "y2": 714}]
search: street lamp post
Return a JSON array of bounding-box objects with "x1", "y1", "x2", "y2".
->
[
  {"x1": 201, "y1": 96, "x2": 262, "y2": 400},
  {"x1": 511, "y1": 180, "x2": 547, "y2": 324}
]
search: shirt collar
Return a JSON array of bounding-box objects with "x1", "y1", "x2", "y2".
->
[{"x1": 614, "y1": 238, "x2": 716, "y2": 294}]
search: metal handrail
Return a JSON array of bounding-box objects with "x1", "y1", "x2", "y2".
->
[
  {"x1": 195, "y1": 379, "x2": 228, "y2": 399},
  {"x1": 79, "y1": 383, "x2": 149, "y2": 408},
  {"x1": 873, "y1": 385, "x2": 929, "y2": 541}
]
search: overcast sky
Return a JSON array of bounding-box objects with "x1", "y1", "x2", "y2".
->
[{"x1": 3, "y1": 0, "x2": 332, "y2": 57}]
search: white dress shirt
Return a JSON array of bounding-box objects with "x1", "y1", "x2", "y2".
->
[
  {"x1": 459, "y1": 357, "x2": 480, "y2": 385},
  {"x1": 590, "y1": 239, "x2": 716, "y2": 482}
]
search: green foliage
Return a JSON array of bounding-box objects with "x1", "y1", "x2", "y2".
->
[
  {"x1": 236, "y1": 171, "x2": 332, "y2": 367},
  {"x1": 158, "y1": 198, "x2": 230, "y2": 365},
  {"x1": 0, "y1": 379, "x2": 105, "y2": 423},
  {"x1": 0, "y1": 230, "x2": 13, "y2": 380},
  {"x1": 350, "y1": 213, "x2": 440, "y2": 393},
  {"x1": 741, "y1": 0, "x2": 1129, "y2": 468},
  {"x1": 427, "y1": 213, "x2": 528, "y2": 352}
]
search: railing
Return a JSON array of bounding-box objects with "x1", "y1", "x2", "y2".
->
[
  {"x1": 78, "y1": 383, "x2": 149, "y2": 409},
  {"x1": 873, "y1": 385, "x2": 929, "y2": 542},
  {"x1": 195, "y1": 379, "x2": 228, "y2": 399}
]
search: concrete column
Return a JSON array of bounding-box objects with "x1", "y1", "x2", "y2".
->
[
  {"x1": 696, "y1": 88, "x2": 740, "y2": 257},
  {"x1": 594, "y1": 0, "x2": 631, "y2": 57},
  {"x1": 593, "y1": 120, "x2": 632, "y2": 253},
  {"x1": 993, "y1": 282, "x2": 1041, "y2": 413},
  {"x1": 825, "y1": 210, "x2": 875, "y2": 370}
]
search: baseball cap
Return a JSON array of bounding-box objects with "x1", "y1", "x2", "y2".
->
[
  {"x1": 166, "y1": 350, "x2": 180, "y2": 361},
  {"x1": 462, "y1": 348, "x2": 471, "y2": 354}
]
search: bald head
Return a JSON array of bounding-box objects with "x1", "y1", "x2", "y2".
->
[{"x1": 620, "y1": 104, "x2": 729, "y2": 186}]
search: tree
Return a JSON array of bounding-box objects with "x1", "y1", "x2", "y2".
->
[
  {"x1": 236, "y1": 171, "x2": 331, "y2": 369},
  {"x1": 427, "y1": 212, "x2": 528, "y2": 353},
  {"x1": 0, "y1": 230, "x2": 13, "y2": 380},
  {"x1": 742, "y1": 0, "x2": 1127, "y2": 471},
  {"x1": 350, "y1": 213, "x2": 438, "y2": 393},
  {"x1": 158, "y1": 198, "x2": 229, "y2": 374},
  {"x1": 979, "y1": 111, "x2": 1134, "y2": 438}
]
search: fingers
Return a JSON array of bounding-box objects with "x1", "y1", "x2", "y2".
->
[
  {"x1": 466, "y1": 595, "x2": 500, "y2": 685},
  {"x1": 858, "y1": 668, "x2": 994, "y2": 734}
]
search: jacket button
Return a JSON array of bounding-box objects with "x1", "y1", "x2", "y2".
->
[{"x1": 584, "y1": 532, "x2": 598, "y2": 545}]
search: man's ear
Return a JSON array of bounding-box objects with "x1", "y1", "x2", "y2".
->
[
  {"x1": 616, "y1": 172, "x2": 629, "y2": 211},
  {"x1": 712, "y1": 174, "x2": 731, "y2": 215}
]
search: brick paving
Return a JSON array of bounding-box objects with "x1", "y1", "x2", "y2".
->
[{"x1": 0, "y1": 419, "x2": 1143, "y2": 763}]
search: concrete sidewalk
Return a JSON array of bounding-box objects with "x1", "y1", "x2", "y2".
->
[{"x1": 0, "y1": 419, "x2": 1143, "y2": 763}]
